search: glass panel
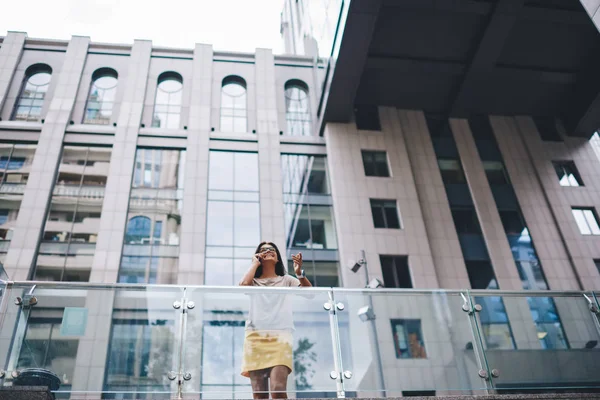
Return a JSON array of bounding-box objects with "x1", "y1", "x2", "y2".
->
[
  {"x1": 474, "y1": 293, "x2": 600, "y2": 392},
  {"x1": 182, "y1": 286, "x2": 338, "y2": 398},
  {"x1": 0, "y1": 284, "x2": 183, "y2": 399},
  {"x1": 334, "y1": 290, "x2": 489, "y2": 396}
]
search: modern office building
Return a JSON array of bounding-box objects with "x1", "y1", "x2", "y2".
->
[{"x1": 0, "y1": 0, "x2": 600, "y2": 398}]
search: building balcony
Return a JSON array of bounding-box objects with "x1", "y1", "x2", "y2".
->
[{"x1": 0, "y1": 281, "x2": 598, "y2": 399}]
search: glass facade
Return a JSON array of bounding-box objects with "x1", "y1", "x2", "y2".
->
[
  {"x1": 281, "y1": 154, "x2": 339, "y2": 286},
  {"x1": 11, "y1": 68, "x2": 52, "y2": 122},
  {"x1": 469, "y1": 115, "x2": 568, "y2": 350},
  {"x1": 220, "y1": 77, "x2": 247, "y2": 133},
  {"x1": 35, "y1": 146, "x2": 110, "y2": 282},
  {"x1": 152, "y1": 77, "x2": 183, "y2": 129},
  {"x1": 285, "y1": 81, "x2": 311, "y2": 136},
  {"x1": 119, "y1": 148, "x2": 186, "y2": 284},
  {"x1": 205, "y1": 151, "x2": 260, "y2": 285},
  {"x1": 0, "y1": 144, "x2": 35, "y2": 265},
  {"x1": 83, "y1": 70, "x2": 118, "y2": 125},
  {"x1": 427, "y1": 116, "x2": 515, "y2": 350}
]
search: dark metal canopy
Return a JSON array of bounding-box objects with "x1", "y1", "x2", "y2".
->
[{"x1": 322, "y1": 0, "x2": 600, "y2": 137}]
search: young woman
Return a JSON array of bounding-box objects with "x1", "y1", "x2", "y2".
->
[{"x1": 239, "y1": 241, "x2": 312, "y2": 399}]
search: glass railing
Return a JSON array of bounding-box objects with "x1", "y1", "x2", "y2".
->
[{"x1": 0, "y1": 281, "x2": 598, "y2": 399}]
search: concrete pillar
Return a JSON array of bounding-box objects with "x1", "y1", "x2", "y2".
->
[
  {"x1": 178, "y1": 44, "x2": 213, "y2": 286},
  {"x1": 4, "y1": 36, "x2": 90, "y2": 280},
  {"x1": 255, "y1": 49, "x2": 286, "y2": 257},
  {"x1": 0, "y1": 32, "x2": 26, "y2": 111},
  {"x1": 450, "y1": 118, "x2": 523, "y2": 291},
  {"x1": 399, "y1": 110, "x2": 471, "y2": 289},
  {"x1": 90, "y1": 40, "x2": 152, "y2": 283}
]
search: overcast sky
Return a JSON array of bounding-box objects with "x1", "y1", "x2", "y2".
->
[{"x1": 1, "y1": 0, "x2": 285, "y2": 53}]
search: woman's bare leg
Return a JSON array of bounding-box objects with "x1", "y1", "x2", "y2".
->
[
  {"x1": 269, "y1": 365, "x2": 290, "y2": 399},
  {"x1": 249, "y1": 369, "x2": 269, "y2": 399}
]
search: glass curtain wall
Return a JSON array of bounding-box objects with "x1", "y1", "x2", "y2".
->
[
  {"x1": 83, "y1": 69, "x2": 118, "y2": 125},
  {"x1": 35, "y1": 145, "x2": 110, "y2": 281},
  {"x1": 281, "y1": 154, "x2": 339, "y2": 286},
  {"x1": 205, "y1": 151, "x2": 260, "y2": 285},
  {"x1": 118, "y1": 148, "x2": 186, "y2": 284},
  {"x1": 469, "y1": 116, "x2": 569, "y2": 349},
  {"x1": 11, "y1": 66, "x2": 52, "y2": 122},
  {"x1": 0, "y1": 143, "x2": 35, "y2": 265},
  {"x1": 427, "y1": 117, "x2": 515, "y2": 350}
]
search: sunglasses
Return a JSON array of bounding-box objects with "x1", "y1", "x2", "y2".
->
[{"x1": 259, "y1": 246, "x2": 276, "y2": 254}]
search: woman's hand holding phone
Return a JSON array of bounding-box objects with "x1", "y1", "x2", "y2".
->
[{"x1": 252, "y1": 253, "x2": 263, "y2": 267}]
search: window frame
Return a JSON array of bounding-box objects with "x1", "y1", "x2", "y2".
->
[
  {"x1": 11, "y1": 64, "x2": 53, "y2": 122},
  {"x1": 380, "y1": 255, "x2": 412, "y2": 288},
  {"x1": 284, "y1": 79, "x2": 312, "y2": 136},
  {"x1": 83, "y1": 68, "x2": 118, "y2": 125},
  {"x1": 361, "y1": 150, "x2": 390, "y2": 177},
  {"x1": 552, "y1": 160, "x2": 584, "y2": 187},
  {"x1": 572, "y1": 207, "x2": 600, "y2": 236},
  {"x1": 220, "y1": 75, "x2": 248, "y2": 133},
  {"x1": 370, "y1": 199, "x2": 401, "y2": 229},
  {"x1": 151, "y1": 72, "x2": 183, "y2": 129},
  {"x1": 390, "y1": 319, "x2": 427, "y2": 359}
]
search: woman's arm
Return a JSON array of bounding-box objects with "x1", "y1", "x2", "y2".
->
[
  {"x1": 292, "y1": 253, "x2": 312, "y2": 287},
  {"x1": 239, "y1": 254, "x2": 262, "y2": 286}
]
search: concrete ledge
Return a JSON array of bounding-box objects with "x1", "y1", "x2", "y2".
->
[{"x1": 0, "y1": 386, "x2": 53, "y2": 400}]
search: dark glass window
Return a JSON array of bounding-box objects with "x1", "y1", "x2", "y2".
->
[
  {"x1": 552, "y1": 160, "x2": 583, "y2": 187},
  {"x1": 438, "y1": 159, "x2": 466, "y2": 184},
  {"x1": 594, "y1": 259, "x2": 600, "y2": 275},
  {"x1": 534, "y1": 117, "x2": 562, "y2": 142},
  {"x1": 483, "y1": 161, "x2": 509, "y2": 185},
  {"x1": 499, "y1": 210, "x2": 526, "y2": 236},
  {"x1": 380, "y1": 256, "x2": 412, "y2": 288},
  {"x1": 465, "y1": 260, "x2": 497, "y2": 289},
  {"x1": 451, "y1": 208, "x2": 481, "y2": 234},
  {"x1": 390, "y1": 319, "x2": 426, "y2": 359},
  {"x1": 361, "y1": 150, "x2": 390, "y2": 177},
  {"x1": 402, "y1": 391, "x2": 436, "y2": 397},
  {"x1": 354, "y1": 104, "x2": 381, "y2": 131},
  {"x1": 370, "y1": 199, "x2": 401, "y2": 229}
]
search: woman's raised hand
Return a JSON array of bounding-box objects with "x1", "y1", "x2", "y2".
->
[
  {"x1": 252, "y1": 252, "x2": 263, "y2": 267},
  {"x1": 291, "y1": 252, "x2": 303, "y2": 275}
]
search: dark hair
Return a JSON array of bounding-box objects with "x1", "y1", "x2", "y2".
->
[{"x1": 254, "y1": 241, "x2": 286, "y2": 278}]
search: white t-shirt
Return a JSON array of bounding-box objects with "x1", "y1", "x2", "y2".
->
[{"x1": 245, "y1": 275, "x2": 300, "y2": 332}]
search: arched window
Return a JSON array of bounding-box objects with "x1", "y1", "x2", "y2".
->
[
  {"x1": 285, "y1": 80, "x2": 311, "y2": 136},
  {"x1": 152, "y1": 72, "x2": 183, "y2": 129},
  {"x1": 125, "y1": 216, "x2": 152, "y2": 244},
  {"x1": 83, "y1": 68, "x2": 118, "y2": 125},
  {"x1": 220, "y1": 76, "x2": 247, "y2": 133},
  {"x1": 11, "y1": 64, "x2": 52, "y2": 122}
]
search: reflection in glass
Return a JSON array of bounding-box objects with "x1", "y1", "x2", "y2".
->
[
  {"x1": 284, "y1": 203, "x2": 337, "y2": 250},
  {"x1": 105, "y1": 314, "x2": 175, "y2": 398},
  {"x1": 84, "y1": 70, "x2": 118, "y2": 125},
  {"x1": 285, "y1": 81, "x2": 311, "y2": 136},
  {"x1": 205, "y1": 151, "x2": 259, "y2": 286},
  {"x1": 281, "y1": 155, "x2": 330, "y2": 195},
  {"x1": 151, "y1": 76, "x2": 183, "y2": 129},
  {"x1": 12, "y1": 67, "x2": 52, "y2": 122},
  {"x1": 220, "y1": 76, "x2": 247, "y2": 133},
  {"x1": 0, "y1": 144, "x2": 35, "y2": 258},
  {"x1": 119, "y1": 148, "x2": 186, "y2": 283},
  {"x1": 35, "y1": 146, "x2": 109, "y2": 281}
]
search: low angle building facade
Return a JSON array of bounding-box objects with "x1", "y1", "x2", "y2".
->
[{"x1": 0, "y1": 0, "x2": 600, "y2": 398}]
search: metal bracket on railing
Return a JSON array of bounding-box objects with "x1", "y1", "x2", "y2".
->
[
  {"x1": 478, "y1": 369, "x2": 489, "y2": 380},
  {"x1": 583, "y1": 294, "x2": 599, "y2": 314},
  {"x1": 15, "y1": 286, "x2": 38, "y2": 309},
  {"x1": 0, "y1": 370, "x2": 5, "y2": 379},
  {"x1": 460, "y1": 293, "x2": 481, "y2": 315},
  {"x1": 491, "y1": 369, "x2": 500, "y2": 378}
]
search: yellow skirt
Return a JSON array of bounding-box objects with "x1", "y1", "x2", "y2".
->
[{"x1": 241, "y1": 330, "x2": 293, "y2": 377}]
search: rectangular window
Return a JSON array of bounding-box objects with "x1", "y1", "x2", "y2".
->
[
  {"x1": 437, "y1": 159, "x2": 466, "y2": 184},
  {"x1": 483, "y1": 161, "x2": 509, "y2": 185},
  {"x1": 552, "y1": 160, "x2": 583, "y2": 187},
  {"x1": 370, "y1": 199, "x2": 401, "y2": 229},
  {"x1": 390, "y1": 319, "x2": 426, "y2": 359},
  {"x1": 572, "y1": 207, "x2": 600, "y2": 235},
  {"x1": 380, "y1": 256, "x2": 411, "y2": 288},
  {"x1": 451, "y1": 208, "x2": 481, "y2": 234},
  {"x1": 594, "y1": 259, "x2": 600, "y2": 275},
  {"x1": 119, "y1": 148, "x2": 186, "y2": 284},
  {"x1": 361, "y1": 150, "x2": 390, "y2": 177}
]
